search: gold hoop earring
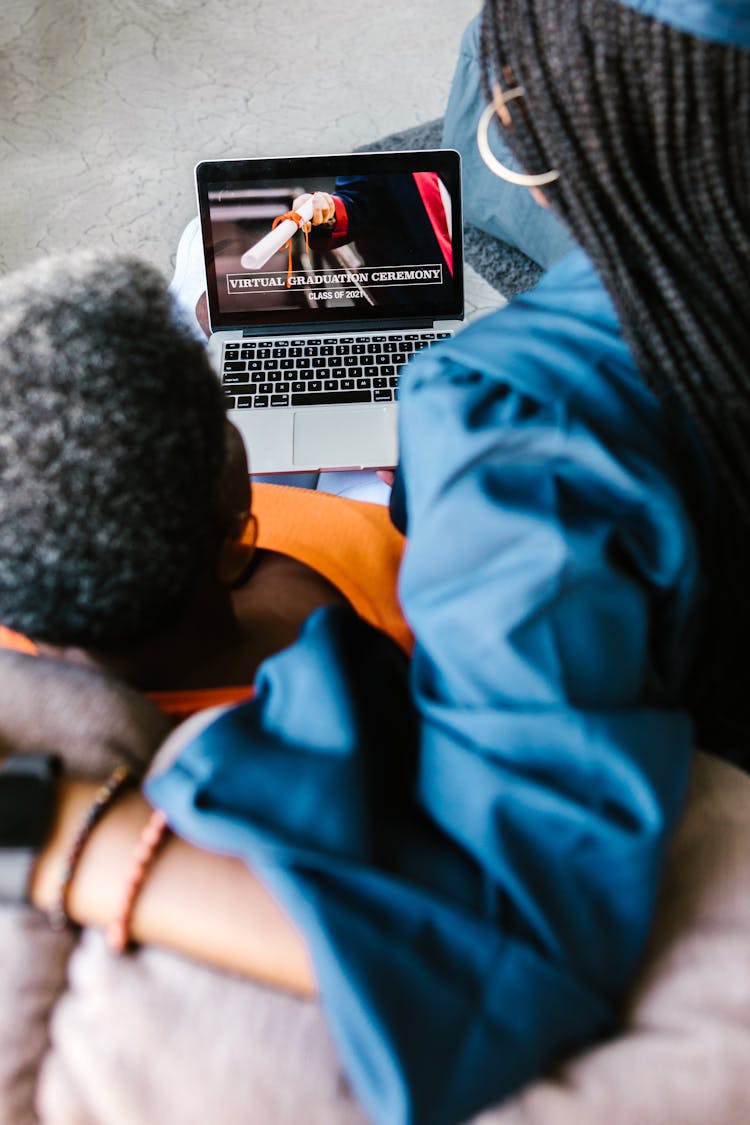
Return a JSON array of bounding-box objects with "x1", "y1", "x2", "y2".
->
[{"x1": 476, "y1": 90, "x2": 560, "y2": 189}]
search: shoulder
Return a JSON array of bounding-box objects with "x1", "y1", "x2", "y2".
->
[
  {"x1": 251, "y1": 484, "x2": 411, "y2": 653},
  {"x1": 396, "y1": 251, "x2": 699, "y2": 578},
  {"x1": 416, "y1": 251, "x2": 634, "y2": 396},
  {"x1": 400, "y1": 250, "x2": 667, "y2": 456}
]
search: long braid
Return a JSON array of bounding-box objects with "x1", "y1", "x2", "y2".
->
[{"x1": 481, "y1": 0, "x2": 750, "y2": 758}]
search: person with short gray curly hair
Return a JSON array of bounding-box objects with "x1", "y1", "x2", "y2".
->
[{"x1": 0, "y1": 252, "x2": 407, "y2": 707}]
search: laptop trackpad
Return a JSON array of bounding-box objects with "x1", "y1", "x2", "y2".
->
[{"x1": 292, "y1": 408, "x2": 389, "y2": 469}]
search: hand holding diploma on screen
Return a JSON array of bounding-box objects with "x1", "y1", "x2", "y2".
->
[
  {"x1": 291, "y1": 191, "x2": 337, "y2": 233},
  {"x1": 240, "y1": 195, "x2": 317, "y2": 272}
]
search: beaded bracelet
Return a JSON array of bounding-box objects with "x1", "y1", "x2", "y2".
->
[
  {"x1": 106, "y1": 808, "x2": 171, "y2": 955},
  {"x1": 49, "y1": 764, "x2": 135, "y2": 932}
]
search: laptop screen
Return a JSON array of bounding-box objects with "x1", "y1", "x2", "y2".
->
[{"x1": 196, "y1": 150, "x2": 463, "y2": 331}]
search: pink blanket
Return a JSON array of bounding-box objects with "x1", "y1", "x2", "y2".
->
[{"x1": 1, "y1": 650, "x2": 749, "y2": 1124}]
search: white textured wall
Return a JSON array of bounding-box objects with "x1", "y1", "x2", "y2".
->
[{"x1": 1, "y1": 0, "x2": 480, "y2": 275}]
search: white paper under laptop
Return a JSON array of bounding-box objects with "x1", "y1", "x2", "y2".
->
[{"x1": 196, "y1": 149, "x2": 464, "y2": 474}]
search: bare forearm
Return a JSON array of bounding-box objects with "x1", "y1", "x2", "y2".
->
[{"x1": 30, "y1": 780, "x2": 316, "y2": 996}]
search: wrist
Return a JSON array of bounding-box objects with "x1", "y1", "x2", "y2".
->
[
  {"x1": 30, "y1": 781, "x2": 151, "y2": 923},
  {"x1": 28, "y1": 776, "x2": 98, "y2": 912}
]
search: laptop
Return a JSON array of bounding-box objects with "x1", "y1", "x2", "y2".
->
[{"x1": 196, "y1": 149, "x2": 464, "y2": 473}]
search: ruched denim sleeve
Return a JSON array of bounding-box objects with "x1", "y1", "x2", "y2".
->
[{"x1": 146, "y1": 251, "x2": 701, "y2": 1125}]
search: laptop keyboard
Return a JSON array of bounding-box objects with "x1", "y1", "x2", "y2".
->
[{"x1": 220, "y1": 330, "x2": 452, "y2": 409}]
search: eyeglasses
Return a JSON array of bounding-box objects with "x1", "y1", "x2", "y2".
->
[{"x1": 476, "y1": 85, "x2": 560, "y2": 189}]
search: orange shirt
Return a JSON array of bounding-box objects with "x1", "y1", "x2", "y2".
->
[{"x1": 0, "y1": 484, "x2": 410, "y2": 720}]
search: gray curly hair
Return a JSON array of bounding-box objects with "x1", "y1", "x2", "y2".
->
[{"x1": 0, "y1": 252, "x2": 227, "y2": 647}]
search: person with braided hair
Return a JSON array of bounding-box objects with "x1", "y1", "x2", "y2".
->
[
  {"x1": 143, "y1": 0, "x2": 750, "y2": 1121},
  {"x1": 144, "y1": 3, "x2": 750, "y2": 1124},
  {"x1": 474, "y1": 0, "x2": 750, "y2": 763}
]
